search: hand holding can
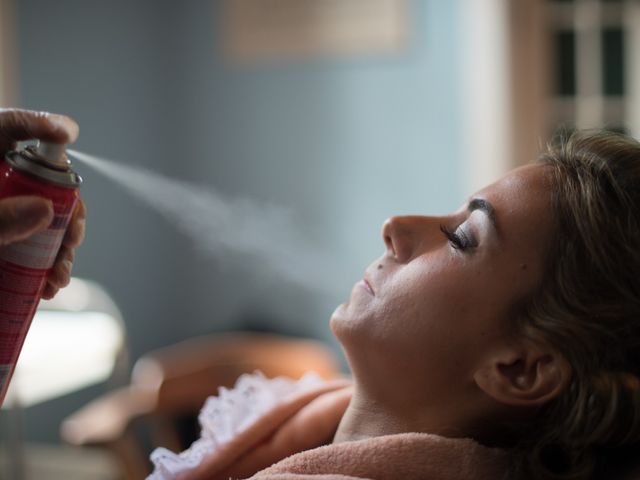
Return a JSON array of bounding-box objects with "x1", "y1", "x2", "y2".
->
[
  {"x1": 0, "y1": 108, "x2": 85, "y2": 298},
  {"x1": 0, "y1": 108, "x2": 85, "y2": 404}
]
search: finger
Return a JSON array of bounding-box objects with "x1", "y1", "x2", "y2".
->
[
  {"x1": 46, "y1": 247, "x2": 74, "y2": 291},
  {"x1": 62, "y1": 199, "x2": 86, "y2": 249},
  {"x1": 0, "y1": 196, "x2": 53, "y2": 246},
  {"x1": 0, "y1": 109, "x2": 79, "y2": 153},
  {"x1": 45, "y1": 199, "x2": 84, "y2": 301},
  {"x1": 41, "y1": 283, "x2": 59, "y2": 300}
]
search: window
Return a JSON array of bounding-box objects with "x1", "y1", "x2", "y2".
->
[{"x1": 548, "y1": 0, "x2": 638, "y2": 136}]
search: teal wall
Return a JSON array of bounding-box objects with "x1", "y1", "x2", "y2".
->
[{"x1": 13, "y1": 0, "x2": 463, "y2": 442}]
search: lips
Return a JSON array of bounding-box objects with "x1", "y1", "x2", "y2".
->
[{"x1": 362, "y1": 276, "x2": 375, "y2": 296}]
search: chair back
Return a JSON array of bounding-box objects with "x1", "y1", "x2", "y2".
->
[{"x1": 61, "y1": 332, "x2": 342, "y2": 479}]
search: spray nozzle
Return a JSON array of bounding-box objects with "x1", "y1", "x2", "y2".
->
[{"x1": 33, "y1": 141, "x2": 70, "y2": 168}]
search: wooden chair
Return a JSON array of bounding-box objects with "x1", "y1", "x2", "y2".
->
[{"x1": 60, "y1": 332, "x2": 342, "y2": 480}]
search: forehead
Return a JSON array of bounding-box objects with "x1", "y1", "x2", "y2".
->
[{"x1": 475, "y1": 164, "x2": 552, "y2": 214}]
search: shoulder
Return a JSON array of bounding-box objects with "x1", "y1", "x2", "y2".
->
[{"x1": 148, "y1": 371, "x2": 352, "y2": 480}]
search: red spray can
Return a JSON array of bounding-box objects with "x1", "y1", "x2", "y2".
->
[{"x1": 0, "y1": 142, "x2": 82, "y2": 405}]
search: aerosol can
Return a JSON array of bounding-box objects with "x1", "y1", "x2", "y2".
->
[{"x1": 0, "y1": 142, "x2": 82, "y2": 405}]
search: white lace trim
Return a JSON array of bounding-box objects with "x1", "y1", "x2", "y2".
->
[{"x1": 147, "y1": 371, "x2": 325, "y2": 480}]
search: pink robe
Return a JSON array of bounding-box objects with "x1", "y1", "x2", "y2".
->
[{"x1": 148, "y1": 373, "x2": 508, "y2": 480}]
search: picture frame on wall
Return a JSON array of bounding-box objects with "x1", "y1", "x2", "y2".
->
[{"x1": 221, "y1": 0, "x2": 409, "y2": 64}]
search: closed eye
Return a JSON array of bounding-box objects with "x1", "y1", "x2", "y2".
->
[{"x1": 440, "y1": 224, "x2": 477, "y2": 250}]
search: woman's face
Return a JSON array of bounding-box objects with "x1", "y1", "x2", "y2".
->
[{"x1": 330, "y1": 164, "x2": 555, "y2": 409}]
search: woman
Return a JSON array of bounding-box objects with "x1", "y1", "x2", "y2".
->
[{"x1": 151, "y1": 130, "x2": 640, "y2": 480}]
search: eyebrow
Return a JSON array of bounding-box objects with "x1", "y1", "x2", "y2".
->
[{"x1": 468, "y1": 198, "x2": 497, "y2": 228}]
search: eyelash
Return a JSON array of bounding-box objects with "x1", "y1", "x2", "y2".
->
[{"x1": 439, "y1": 224, "x2": 475, "y2": 251}]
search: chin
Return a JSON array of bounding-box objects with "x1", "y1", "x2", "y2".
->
[
  {"x1": 329, "y1": 303, "x2": 346, "y2": 336},
  {"x1": 330, "y1": 302, "x2": 375, "y2": 352},
  {"x1": 329, "y1": 303, "x2": 355, "y2": 342}
]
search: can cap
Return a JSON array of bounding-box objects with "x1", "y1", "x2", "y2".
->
[{"x1": 35, "y1": 142, "x2": 68, "y2": 166}]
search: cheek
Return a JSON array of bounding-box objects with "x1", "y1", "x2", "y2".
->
[
  {"x1": 330, "y1": 255, "x2": 516, "y2": 362},
  {"x1": 384, "y1": 259, "x2": 512, "y2": 351},
  {"x1": 370, "y1": 260, "x2": 482, "y2": 350},
  {"x1": 387, "y1": 258, "x2": 479, "y2": 320}
]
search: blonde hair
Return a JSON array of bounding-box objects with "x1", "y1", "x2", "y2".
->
[{"x1": 512, "y1": 130, "x2": 640, "y2": 479}]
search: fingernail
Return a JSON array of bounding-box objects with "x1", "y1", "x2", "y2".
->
[{"x1": 62, "y1": 260, "x2": 73, "y2": 275}]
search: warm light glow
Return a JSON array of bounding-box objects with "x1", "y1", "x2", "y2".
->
[{"x1": 3, "y1": 278, "x2": 125, "y2": 408}]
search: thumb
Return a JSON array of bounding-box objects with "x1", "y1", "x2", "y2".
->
[{"x1": 0, "y1": 196, "x2": 54, "y2": 246}]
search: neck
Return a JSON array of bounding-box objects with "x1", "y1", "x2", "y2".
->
[{"x1": 332, "y1": 387, "x2": 470, "y2": 444}]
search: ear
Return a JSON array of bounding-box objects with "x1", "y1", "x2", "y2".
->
[{"x1": 473, "y1": 341, "x2": 572, "y2": 407}]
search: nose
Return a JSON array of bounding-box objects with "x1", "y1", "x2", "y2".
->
[{"x1": 382, "y1": 215, "x2": 435, "y2": 263}]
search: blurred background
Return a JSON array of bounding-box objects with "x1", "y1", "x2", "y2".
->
[{"x1": 0, "y1": 0, "x2": 638, "y2": 478}]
